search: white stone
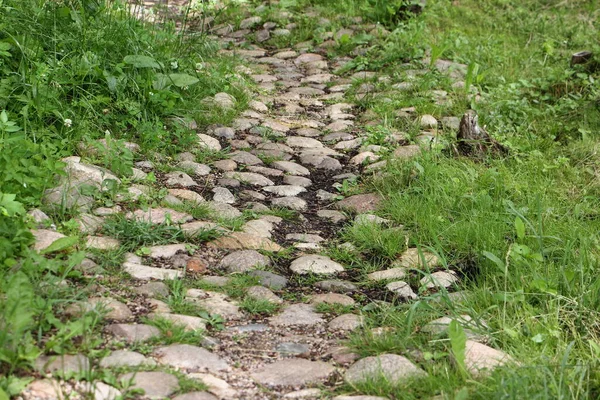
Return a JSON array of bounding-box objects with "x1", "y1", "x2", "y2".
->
[
  {"x1": 198, "y1": 134, "x2": 222, "y2": 151},
  {"x1": 263, "y1": 185, "x2": 307, "y2": 197},
  {"x1": 290, "y1": 255, "x2": 344, "y2": 275}
]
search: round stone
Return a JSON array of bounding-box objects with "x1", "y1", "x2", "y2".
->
[
  {"x1": 463, "y1": 340, "x2": 514, "y2": 377},
  {"x1": 420, "y1": 271, "x2": 459, "y2": 289},
  {"x1": 212, "y1": 187, "x2": 235, "y2": 204},
  {"x1": 214, "y1": 159, "x2": 237, "y2": 171},
  {"x1": 248, "y1": 270, "x2": 288, "y2": 290},
  {"x1": 395, "y1": 248, "x2": 440, "y2": 268},
  {"x1": 219, "y1": 250, "x2": 271, "y2": 273},
  {"x1": 419, "y1": 114, "x2": 438, "y2": 128},
  {"x1": 246, "y1": 286, "x2": 283, "y2": 304},
  {"x1": 271, "y1": 196, "x2": 307, "y2": 211},
  {"x1": 328, "y1": 314, "x2": 363, "y2": 331},
  {"x1": 336, "y1": 193, "x2": 382, "y2": 213},
  {"x1": 386, "y1": 281, "x2": 417, "y2": 300},
  {"x1": 213, "y1": 126, "x2": 235, "y2": 139}
]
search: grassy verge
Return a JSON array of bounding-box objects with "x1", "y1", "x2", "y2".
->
[
  {"x1": 257, "y1": 0, "x2": 600, "y2": 398},
  {"x1": 0, "y1": 0, "x2": 244, "y2": 394}
]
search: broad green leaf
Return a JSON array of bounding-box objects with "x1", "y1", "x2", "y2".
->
[
  {"x1": 6, "y1": 376, "x2": 33, "y2": 396},
  {"x1": 449, "y1": 320, "x2": 468, "y2": 377},
  {"x1": 0, "y1": 387, "x2": 9, "y2": 400},
  {"x1": 482, "y1": 250, "x2": 506, "y2": 274},
  {"x1": 589, "y1": 340, "x2": 600, "y2": 357},
  {"x1": 123, "y1": 55, "x2": 161, "y2": 69},
  {"x1": 40, "y1": 236, "x2": 78, "y2": 254},
  {"x1": 515, "y1": 216, "x2": 525, "y2": 240},
  {"x1": 455, "y1": 387, "x2": 469, "y2": 400},
  {"x1": 0, "y1": 193, "x2": 25, "y2": 216},
  {"x1": 531, "y1": 333, "x2": 544, "y2": 343},
  {"x1": 103, "y1": 71, "x2": 118, "y2": 92},
  {"x1": 504, "y1": 327, "x2": 519, "y2": 338},
  {"x1": 168, "y1": 73, "x2": 200, "y2": 88},
  {"x1": 153, "y1": 74, "x2": 169, "y2": 90}
]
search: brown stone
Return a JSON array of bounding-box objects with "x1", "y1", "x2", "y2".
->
[
  {"x1": 336, "y1": 193, "x2": 382, "y2": 213},
  {"x1": 207, "y1": 232, "x2": 282, "y2": 252},
  {"x1": 187, "y1": 257, "x2": 209, "y2": 274}
]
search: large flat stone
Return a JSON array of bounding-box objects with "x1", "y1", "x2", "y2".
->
[
  {"x1": 147, "y1": 313, "x2": 206, "y2": 331},
  {"x1": 272, "y1": 161, "x2": 310, "y2": 176},
  {"x1": 207, "y1": 232, "x2": 282, "y2": 252},
  {"x1": 463, "y1": 340, "x2": 513, "y2": 377},
  {"x1": 345, "y1": 354, "x2": 426, "y2": 385},
  {"x1": 251, "y1": 359, "x2": 334, "y2": 387},
  {"x1": 173, "y1": 392, "x2": 218, "y2": 400},
  {"x1": 269, "y1": 303, "x2": 323, "y2": 326},
  {"x1": 153, "y1": 344, "x2": 229, "y2": 372},
  {"x1": 336, "y1": 193, "x2": 382, "y2": 213},
  {"x1": 187, "y1": 290, "x2": 243, "y2": 321},
  {"x1": 120, "y1": 371, "x2": 179, "y2": 399},
  {"x1": 123, "y1": 262, "x2": 183, "y2": 280},
  {"x1": 23, "y1": 379, "x2": 64, "y2": 400},
  {"x1": 394, "y1": 248, "x2": 440, "y2": 269},
  {"x1": 128, "y1": 207, "x2": 193, "y2": 224},
  {"x1": 106, "y1": 323, "x2": 160, "y2": 343},
  {"x1": 148, "y1": 244, "x2": 187, "y2": 259},
  {"x1": 219, "y1": 250, "x2": 271, "y2": 272},
  {"x1": 224, "y1": 171, "x2": 274, "y2": 186},
  {"x1": 35, "y1": 354, "x2": 90, "y2": 376},
  {"x1": 65, "y1": 297, "x2": 132, "y2": 321},
  {"x1": 290, "y1": 255, "x2": 344, "y2": 275},
  {"x1": 249, "y1": 270, "x2": 288, "y2": 290},
  {"x1": 100, "y1": 350, "x2": 156, "y2": 368},
  {"x1": 187, "y1": 373, "x2": 238, "y2": 399},
  {"x1": 271, "y1": 196, "x2": 307, "y2": 211},
  {"x1": 367, "y1": 268, "x2": 407, "y2": 281},
  {"x1": 328, "y1": 314, "x2": 363, "y2": 331}
]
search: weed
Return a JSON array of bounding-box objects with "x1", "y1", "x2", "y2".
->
[
  {"x1": 239, "y1": 297, "x2": 280, "y2": 316},
  {"x1": 174, "y1": 372, "x2": 208, "y2": 393},
  {"x1": 143, "y1": 317, "x2": 204, "y2": 346},
  {"x1": 342, "y1": 223, "x2": 408, "y2": 260},
  {"x1": 164, "y1": 279, "x2": 204, "y2": 316},
  {"x1": 101, "y1": 216, "x2": 185, "y2": 251},
  {"x1": 314, "y1": 303, "x2": 355, "y2": 315}
]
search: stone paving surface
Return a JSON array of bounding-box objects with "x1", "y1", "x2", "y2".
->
[{"x1": 23, "y1": 2, "x2": 517, "y2": 399}]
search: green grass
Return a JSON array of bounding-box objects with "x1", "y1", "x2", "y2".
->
[
  {"x1": 101, "y1": 216, "x2": 186, "y2": 251},
  {"x1": 2, "y1": 0, "x2": 600, "y2": 398},
  {"x1": 239, "y1": 297, "x2": 281, "y2": 316},
  {"x1": 314, "y1": 303, "x2": 355, "y2": 315},
  {"x1": 227, "y1": 0, "x2": 600, "y2": 398},
  {"x1": 142, "y1": 317, "x2": 206, "y2": 346},
  {"x1": 0, "y1": 0, "x2": 246, "y2": 393}
]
